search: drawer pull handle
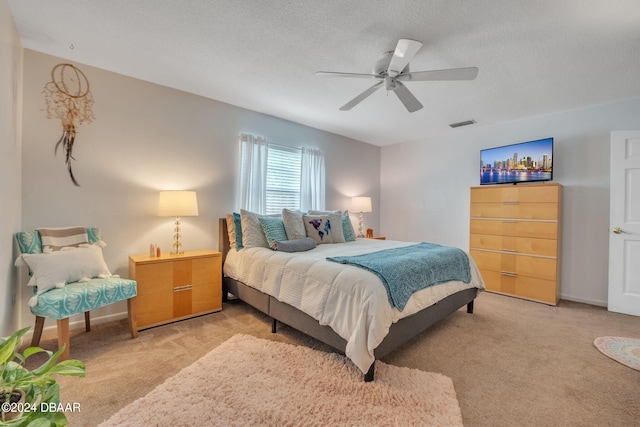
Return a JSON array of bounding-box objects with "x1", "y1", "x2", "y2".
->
[
  {"x1": 500, "y1": 271, "x2": 517, "y2": 277},
  {"x1": 174, "y1": 284, "x2": 193, "y2": 292},
  {"x1": 502, "y1": 201, "x2": 519, "y2": 205}
]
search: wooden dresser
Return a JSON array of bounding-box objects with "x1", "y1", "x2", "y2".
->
[
  {"x1": 129, "y1": 249, "x2": 222, "y2": 330},
  {"x1": 469, "y1": 183, "x2": 562, "y2": 305}
]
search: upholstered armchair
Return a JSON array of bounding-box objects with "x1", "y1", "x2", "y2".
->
[{"x1": 15, "y1": 227, "x2": 138, "y2": 360}]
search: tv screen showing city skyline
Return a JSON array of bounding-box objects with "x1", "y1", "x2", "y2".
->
[{"x1": 480, "y1": 137, "x2": 553, "y2": 185}]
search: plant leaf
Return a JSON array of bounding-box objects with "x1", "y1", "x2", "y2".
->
[
  {"x1": 45, "y1": 360, "x2": 85, "y2": 377},
  {"x1": 0, "y1": 327, "x2": 29, "y2": 365},
  {"x1": 30, "y1": 346, "x2": 64, "y2": 376},
  {"x1": 22, "y1": 346, "x2": 48, "y2": 359}
]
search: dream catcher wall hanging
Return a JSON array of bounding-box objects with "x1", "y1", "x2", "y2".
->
[{"x1": 43, "y1": 63, "x2": 95, "y2": 186}]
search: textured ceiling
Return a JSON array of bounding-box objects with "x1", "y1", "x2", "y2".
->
[{"x1": 8, "y1": 0, "x2": 640, "y2": 146}]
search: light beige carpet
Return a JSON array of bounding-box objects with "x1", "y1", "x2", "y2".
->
[{"x1": 98, "y1": 334, "x2": 463, "y2": 426}]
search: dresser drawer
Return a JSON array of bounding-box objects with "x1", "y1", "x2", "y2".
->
[
  {"x1": 470, "y1": 202, "x2": 558, "y2": 220},
  {"x1": 471, "y1": 185, "x2": 560, "y2": 204},
  {"x1": 470, "y1": 219, "x2": 558, "y2": 239},
  {"x1": 469, "y1": 234, "x2": 557, "y2": 257},
  {"x1": 479, "y1": 269, "x2": 558, "y2": 304},
  {"x1": 469, "y1": 249, "x2": 557, "y2": 281}
]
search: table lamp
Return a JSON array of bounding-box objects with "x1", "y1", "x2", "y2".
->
[
  {"x1": 158, "y1": 190, "x2": 199, "y2": 255},
  {"x1": 351, "y1": 196, "x2": 372, "y2": 238}
]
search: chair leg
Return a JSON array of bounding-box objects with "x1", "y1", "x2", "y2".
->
[
  {"x1": 84, "y1": 312, "x2": 91, "y2": 332},
  {"x1": 57, "y1": 318, "x2": 70, "y2": 361},
  {"x1": 127, "y1": 297, "x2": 139, "y2": 339},
  {"x1": 31, "y1": 316, "x2": 45, "y2": 347}
]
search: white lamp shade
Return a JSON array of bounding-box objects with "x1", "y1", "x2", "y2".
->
[
  {"x1": 351, "y1": 196, "x2": 372, "y2": 213},
  {"x1": 158, "y1": 191, "x2": 199, "y2": 217}
]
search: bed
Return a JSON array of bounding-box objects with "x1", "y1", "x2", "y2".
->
[{"x1": 219, "y1": 217, "x2": 484, "y2": 381}]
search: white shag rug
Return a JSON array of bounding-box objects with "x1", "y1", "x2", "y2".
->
[{"x1": 99, "y1": 334, "x2": 463, "y2": 426}]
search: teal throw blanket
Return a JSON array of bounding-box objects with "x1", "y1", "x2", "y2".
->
[{"x1": 327, "y1": 243, "x2": 471, "y2": 311}]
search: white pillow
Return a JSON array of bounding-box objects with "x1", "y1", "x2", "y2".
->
[
  {"x1": 20, "y1": 245, "x2": 113, "y2": 296},
  {"x1": 240, "y1": 210, "x2": 281, "y2": 248},
  {"x1": 282, "y1": 209, "x2": 306, "y2": 240}
]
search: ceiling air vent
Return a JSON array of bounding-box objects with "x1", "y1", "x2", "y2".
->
[{"x1": 449, "y1": 119, "x2": 476, "y2": 128}]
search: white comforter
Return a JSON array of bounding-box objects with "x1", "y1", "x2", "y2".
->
[{"x1": 224, "y1": 238, "x2": 485, "y2": 374}]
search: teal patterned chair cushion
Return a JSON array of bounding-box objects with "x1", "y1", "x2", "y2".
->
[{"x1": 29, "y1": 277, "x2": 137, "y2": 320}]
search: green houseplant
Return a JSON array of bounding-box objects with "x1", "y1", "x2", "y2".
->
[{"x1": 0, "y1": 327, "x2": 85, "y2": 426}]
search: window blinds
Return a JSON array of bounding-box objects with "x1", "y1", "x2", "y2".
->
[{"x1": 265, "y1": 144, "x2": 302, "y2": 215}]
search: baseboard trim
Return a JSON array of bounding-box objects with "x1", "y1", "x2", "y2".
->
[
  {"x1": 22, "y1": 311, "x2": 129, "y2": 342},
  {"x1": 560, "y1": 294, "x2": 607, "y2": 308}
]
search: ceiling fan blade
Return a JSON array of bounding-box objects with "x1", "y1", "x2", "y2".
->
[
  {"x1": 393, "y1": 81, "x2": 423, "y2": 113},
  {"x1": 398, "y1": 67, "x2": 479, "y2": 82},
  {"x1": 315, "y1": 71, "x2": 379, "y2": 79},
  {"x1": 339, "y1": 81, "x2": 384, "y2": 111},
  {"x1": 387, "y1": 39, "x2": 423, "y2": 77}
]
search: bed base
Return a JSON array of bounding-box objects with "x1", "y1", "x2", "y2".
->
[{"x1": 219, "y1": 218, "x2": 477, "y2": 381}]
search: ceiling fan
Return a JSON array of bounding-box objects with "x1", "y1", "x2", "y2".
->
[{"x1": 315, "y1": 39, "x2": 478, "y2": 113}]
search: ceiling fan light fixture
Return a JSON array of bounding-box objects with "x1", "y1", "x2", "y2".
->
[
  {"x1": 316, "y1": 38, "x2": 478, "y2": 113},
  {"x1": 384, "y1": 76, "x2": 396, "y2": 90},
  {"x1": 449, "y1": 119, "x2": 477, "y2": 128}
]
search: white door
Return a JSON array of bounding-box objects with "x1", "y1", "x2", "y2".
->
[{"x1": 608, "y1": 131, "x2": 640, "y2": 316}]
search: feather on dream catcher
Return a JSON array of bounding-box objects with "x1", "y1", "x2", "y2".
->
[{"x1": 43, "y1": 63, "x2": 95, "y2": 186}]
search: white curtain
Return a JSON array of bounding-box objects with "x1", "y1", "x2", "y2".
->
[
  {"x1": 239, "y1": 133, "x2": 268, "y2": 213},
  {"x1": 300, "y1": 147, "x2": 325, "y2": 211}
]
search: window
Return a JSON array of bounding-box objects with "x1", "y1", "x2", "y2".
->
[
  {"x1": 239, "y1": 133, "x2": 325, "y2": 214},
  {"x1": 265, "y1": 144, "x2": 302, "y2": 214}
]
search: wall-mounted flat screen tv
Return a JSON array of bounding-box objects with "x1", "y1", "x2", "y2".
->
[{"x1": 480, "y1": 137, "x2": 553, "y2": 185}]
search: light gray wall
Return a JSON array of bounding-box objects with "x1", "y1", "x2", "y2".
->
[
  {"x1": 0, "y1": 1, "x2": 23, "y2": 335},
  {"x1": 19, "y1": 49, "x2": 380, "y2": 330},
  {"x1": 381, "y1": 98, "x2": 640, "y2": 306}
]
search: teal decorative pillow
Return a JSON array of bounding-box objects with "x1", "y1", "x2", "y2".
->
[
  {"x1": 259, "y1": 216, "x2": 288, "y2": 249},
  {"x1": 303, "y1": 215, "x2": 334, "y2": 244},
  {"x1": 241, "y1": 210, "x2": 281, "y2": 248},
  {"x1": 342, "y1": 210, "x2": 356, "y2": 242},
  {"x1": 233, "y1": 212, "x2": 243, "y2": 250},
  {"x1": 16, "y1": 231, "x2": 42, "y2": 254}
]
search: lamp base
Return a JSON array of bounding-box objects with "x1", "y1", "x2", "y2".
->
[
  {"x1": 172, "y1": 216, "x2": 184, "y2": 255},
  {"x1": 357, "y1": 212, "x2": 365, "y2": 238}
]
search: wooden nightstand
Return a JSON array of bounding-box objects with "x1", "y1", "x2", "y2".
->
[
  {"x1": 129, "y1": 249, "x2": 222, "y2": 330},
  {"x1": 367, "y1": 236, "x2": 386, "y2": 240}
]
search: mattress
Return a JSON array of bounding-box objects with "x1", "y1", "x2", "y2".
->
[{"x1": 224, "y1": 238, "x2": 485, "y2": 373}]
